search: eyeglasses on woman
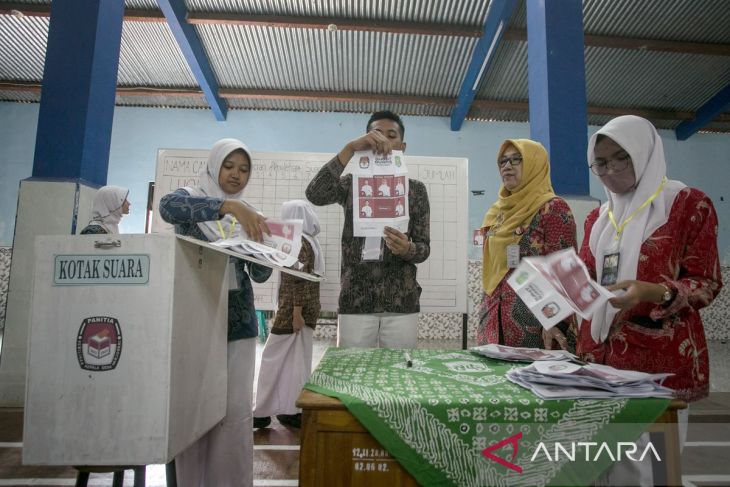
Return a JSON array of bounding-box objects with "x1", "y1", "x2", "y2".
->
[
  {"x1": 498, "y1": 154, "x2": 523, "y2": 168},
  {"x1": 589, "y1": 154, "x2": 631, "y2": 175}
]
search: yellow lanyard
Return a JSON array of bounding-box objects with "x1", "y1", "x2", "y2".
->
[
  {"x1": 216, "y1": 218, "x2": 237, "y2": 239},
  {"x1": 608, "y1": 177, "x2": 667, "y2": 241}
]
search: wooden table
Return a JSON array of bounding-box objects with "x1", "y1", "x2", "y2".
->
[{"x1": 297, "y1": 389, "x2": 686, "y2": 487}]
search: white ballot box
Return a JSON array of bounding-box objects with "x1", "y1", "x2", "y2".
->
[{"x1": 23, "y1": 234, "x2": 230, "y2": 465}]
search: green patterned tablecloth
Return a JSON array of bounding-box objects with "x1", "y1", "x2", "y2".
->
[{"x1": 305, "y1": 348, "x2": 671, "y2": 487}]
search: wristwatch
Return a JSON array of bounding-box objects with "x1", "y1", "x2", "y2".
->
[{"x1": 658, "y1": 284, "x2": 674, "y2": 304}]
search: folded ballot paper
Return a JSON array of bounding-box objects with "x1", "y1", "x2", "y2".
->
[
  {"x1": 507, "y1": 247, "x2": 615, "y2": 330},
  {"x1": 506, "y1": 361, "x2": 675, "y2": 400},
  {"x1": 471, "y1": 343, "x2": 579, "y2": 363},
  {"x1": 210, "y1": 218, "x2": 303, "y2": 268}
]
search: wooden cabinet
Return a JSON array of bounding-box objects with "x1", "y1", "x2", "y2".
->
[{"x1": 297, "y1": 389, "x2": 419, "y2": 487}]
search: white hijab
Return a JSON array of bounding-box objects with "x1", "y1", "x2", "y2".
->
[
  {"x1": 588, "y1": 115, "x2": 686, "y2": 343},
  {"x1": 183, "y1": 138, "x2": 258, "y2": 241},
  {"x1": 89, "y1": 185, "x2": 128, "y2": 234},
  {"x1": 281, "y1": 199, "x2": 325, "y2": 276}
]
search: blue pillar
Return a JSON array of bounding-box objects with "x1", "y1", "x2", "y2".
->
[
  {"x1": 32, "y1": 0, "x2": 125, "y2": 185},
  {"x1": 527, "y1": 0, "x2": 589, "y2": 195}
]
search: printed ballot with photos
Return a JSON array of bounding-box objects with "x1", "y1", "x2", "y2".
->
[{"x1": 23, "y1": 234, "x2": 230, "y2": 465}]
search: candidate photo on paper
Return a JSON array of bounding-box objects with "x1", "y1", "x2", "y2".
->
[
  {"x1": 552, "y1": 254, "x2": 593, "y2": 308},
  {"x1": 394, "y1": 176, "x2": 406, "y2": 196},
  {"x1": 360, "y1": 199, "x2": 374, "y2": 218},
  {"x1": 395, "y1": 197, "x2": 405, "y2": 216},
  {"x1": 360, "y1": 178, "x2": 373, "y2": 197},
  {"x1": 375, "y1": 175, "x2": 393, "y2": 197},
  {"x1": 541, "y1": 302, "x2": 560, "y2": 318},
  {"x1": 575, "y1": 283, "x2": 600, "y2": 309}
]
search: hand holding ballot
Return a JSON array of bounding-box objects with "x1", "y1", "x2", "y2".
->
[
  {"x1": 383, "y1": 226, "x2": 411, "y2": 256},
  {"x1": 219, "y1": 199, "x2": 271, "y2": 243},
  {"x1": 337, "y1": 125, "x2": 401, "y2": 166},
  {"x1": 507, "y1": 248, "x2": 615, "y2": 330},
  {"x1": 351, "y1": 150, "x2": 410, "y2": 237},
  {"x1": 211, "y1": 218, "x2": 304, "y2": 268},
  {"x1": 605, "y1": 279, "x2": 673, "y2": 309}
]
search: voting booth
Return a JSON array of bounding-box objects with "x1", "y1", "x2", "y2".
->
[{"x1": 23, "y1": 234, "x2": 230, "y2": 465}]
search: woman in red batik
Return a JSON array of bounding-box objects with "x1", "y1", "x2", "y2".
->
[
  {"x1": 567, "y1": 118, "x2": 723, "y2": 487},
  {"x1": 477, "y1": 139, "x2": 577, "y2": 350},
  {"x1": 573, "y1": 115, "x2": 722, "y2": 403}
]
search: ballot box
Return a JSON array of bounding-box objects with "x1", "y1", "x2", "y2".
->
[{"x1": 23, "y1": 234, "x2": 230, "y2": 465}]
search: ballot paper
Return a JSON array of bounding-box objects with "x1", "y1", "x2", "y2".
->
[
  {"x1": 210, "y1": 218, "x2": 303, "y2": 268},
  {"x1": 507, "y1": 247, "x2": 615, "y2": 330},
  {"x1": 470, "y1": 343, "x2": 579, "y2": 363},
  {"x1": 506, "y1": 360, "x2": 674, "y2": 400},
  {"x1": 350, "y1": 150, "x2": 410, "y2": 237}
]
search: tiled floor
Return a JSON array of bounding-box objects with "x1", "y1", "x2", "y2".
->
[{"x1": 0, "y1": 338, "x2": 728, "y2": 486}]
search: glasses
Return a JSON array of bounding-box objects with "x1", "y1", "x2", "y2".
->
[
  {"x1": 589, "y1": 154, "x2": 631, "y2": 175},
  {"x1": 498, "y1": 154, "x2": 523, "y2": 168}
]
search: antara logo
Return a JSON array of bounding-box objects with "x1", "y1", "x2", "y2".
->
[
  {"x1": 481, "y1": 432, "x2": 523, "y2": 473},
  {"x1": 482, "y1": 432, "x2": 661, "y2": 473},
  {"x1": 530, "y1": 441, "x2": 661, "y2": 463}
]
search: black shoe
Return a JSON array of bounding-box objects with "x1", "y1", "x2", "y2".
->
[
  {"x1": 276, "y1": 413, "x2": 301, "y2": 428},
  {"x1": 253, "y1": 416, "x2": 271, "y2": 429}
]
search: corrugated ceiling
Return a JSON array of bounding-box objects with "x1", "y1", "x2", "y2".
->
[{"x1": 0, "y1": 0, "x2": 728, "y2": 133}]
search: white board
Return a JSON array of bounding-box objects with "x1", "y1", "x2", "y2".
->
[{"x1": 153, "y1": 149, "x2": 469, "y2": 313}]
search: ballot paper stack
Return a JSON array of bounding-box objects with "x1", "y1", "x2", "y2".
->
[
  {"x1": 506, "y1": 361, "x2": 675, "y2": 400},
  {"x1": 471, "y1": 343, "x2": 579, "y2": 363},
  {"x1": 211, "y1": 218, "x2": 303, "y2": 268}
]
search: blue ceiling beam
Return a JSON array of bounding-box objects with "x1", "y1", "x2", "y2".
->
[
  {"x1": 158, "y1": 0, "x2": 227, "y2": 121},
  {"x1": 675, "y1": 83, "x2": 730, "y2": 140},
  {"x1": 450, "y1": 0, "x2": 518, "y2": 131}
]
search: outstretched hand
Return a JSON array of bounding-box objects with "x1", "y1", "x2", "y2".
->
[
  {"x1": 542, "y1": 327, "x2": 569, "y2": 350},
  {"x1": 606, "y1": 280, "x2": 666, "y2": 309},
  {"x1": 220, "y1": 200, "x2": 271, "y2": 242},
  {"x1": 352, "y1": 130, "x2": 397, "y2": 155},
  {"x1": 384, "y1": 226, "x2": 412, "y2": 256},
  {"x1": 337, "y1": 130, "x2": 400, "y2": 166}
]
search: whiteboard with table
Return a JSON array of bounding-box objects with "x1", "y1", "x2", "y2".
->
[{"x1": 152, "y1": 149, "x2": 469, "y2": 313}]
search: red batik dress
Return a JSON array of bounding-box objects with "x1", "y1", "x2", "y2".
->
[
  {"x1": 577, "y1": 188, "x2": 722, "y2": 402},
  {"x1": 478, "y1": 198, "x2": 577, "y2": 349}
]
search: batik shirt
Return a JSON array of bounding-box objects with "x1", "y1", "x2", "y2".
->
[
  {"x1": 578, "y1": 188, "x2": 722, "y2": 402},
  {"x1": 159, "y1": 188, "x2": 272, "y2": 341},
  {"x1": 306, "y1": 157, "x2": 430, "y2": 314},
  {"x1": 271, "y1": 239, "x2": 321, "y2": 334},
  {"x1": 477, "y1": 198, "x2": 577, "y2": 349}
]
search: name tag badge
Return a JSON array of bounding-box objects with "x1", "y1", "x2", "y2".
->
[
  {"x1": 361, "y1": 237, "x2": 384, "y2": 261},
  {"x1": 506, "y1": 244, "x2": 520, "y2": 268},
  {"x1": 601, "y1": 252, "x2": 620, "y2": 286}
]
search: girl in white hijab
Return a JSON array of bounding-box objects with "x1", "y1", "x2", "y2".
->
[
  {"x1": 81, "y1": 185, "x2": 129, "y2": 234},
  {"x1": 253, "y1": 200, "x2": 323, "y2": 429},
  {"x1": 574, "y1": 116, "x2": 722, "y2": 485},
  {"x1": 159, "y1": 138, "x2": 272, "y2": 487},
  {"x1": 181, "y1": 138, "x2": 269, "y2": 242}
]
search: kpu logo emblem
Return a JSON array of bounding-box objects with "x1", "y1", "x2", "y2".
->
[
  {"x1": 359, "y1": 155, "x2": 370, "y2": 168},
  {"x1": 76, "y1": 316, "x2": 122, "y2": 371},
  {"x1": 482, "y1": 432, "x2": 523, "y2": 473}
]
